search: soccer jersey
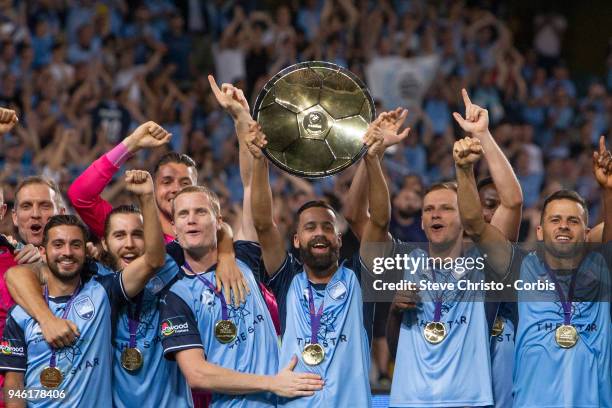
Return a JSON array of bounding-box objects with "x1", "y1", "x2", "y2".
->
[
  {"x1": 267, "y1": 255, "x2": 372, "y2": 407},
  {"x1": 490, "y1": 303, "x2": 516, "y2": 408},
  {"x1": 509, "y1": 246, "x2": 612, "y2": 408},
  {"x1": 0, "y1": 272, "x2": 128, "y2": 407},
  {"x1": 96, "y1": 255, "x2": 192, "y2": 408},
  {"x1": 160, "y1": 241, "x2": 278, "y2": 408},
  {"x1": 389, "y1": 247, "x2": 493, "y2": 407}
]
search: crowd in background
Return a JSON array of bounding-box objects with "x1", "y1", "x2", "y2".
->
[
  {"x1": 0, "y1": 0, "x2": 611, "y2": 241},
  {"x1": 0, "y1": 0, "x2": 611, "y2": 392}
]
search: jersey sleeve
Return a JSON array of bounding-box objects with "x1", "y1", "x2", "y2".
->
[
  {"x1": 264, "y1": 253, "x2": 298, "y2": 301},
  {"x1": 159, "y1": 289, "x2": 203, "y2": 360},
  {"x1": 0, "y1": 310, "x2": 27, "y2": 373},
  {"x1": 67, "y1": 154, "x2": 118, "y2": 239},
  {"x1": 94, "y1": 272, "x2": 131, "y2": 310}
]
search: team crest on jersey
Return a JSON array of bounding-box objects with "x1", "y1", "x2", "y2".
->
[
  {"x1": 327, "y1": 281, "x2": 347, "y2": 300},
  {"x1": 74, "y1": 296, "x2": 95, "y2": 320},
  {"x1": 201, "y1": 288, "x2": 215, "y2": 307}
]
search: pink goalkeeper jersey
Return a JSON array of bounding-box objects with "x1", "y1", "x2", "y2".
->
[{"x1": 67, "y1": 153, "x2": 174, "y2": 243}]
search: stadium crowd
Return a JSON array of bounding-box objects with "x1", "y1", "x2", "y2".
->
[
  {"x1": 0, "y1": 0, "x2": 610, "y2": 401},
  {"x1": 0, "y1": 1, "x2": 610, "y2": 241}
]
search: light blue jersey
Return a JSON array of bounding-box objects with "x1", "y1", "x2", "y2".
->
[
  {"x1": 390, "y1": 248, "x2": 493, "y2": 407},
  {"x1": 278, "y1": 264, "x2": 371, "y2": 407},
  {"x1": 0, "y1": 272, "x2": 127, "y2": 407},
  {"x1": 160, "y1": 241, "x2": 278, "y2": 408},
  {"x1": 96, "y1": 255, "x2": 192, "y2": 408},
  {"x1": 512, "y1": 248, "x2": 612, "y2": 408},
  {"x1": 490, "y1": 303, "x2": 515, "y2": 408}
]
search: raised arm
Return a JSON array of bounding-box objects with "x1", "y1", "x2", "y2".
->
[
  {"x1": 246, "y1": 123, "x2": 286, "y2": 275},
  {"x1": 4, "y1": 263, "x2": 79, "y2": 349},
  {"x1": 344, "y1": 108, "x2": 410, "y2": 239},
  {"x1": 120, "y1": 169, "x2": 167, "y2": 297},
  {"x1": 208, "y1": 75, "x2": 258, "y2": 242},
  {"x1": 592, "y1": 136, "x2": 612, "y2": 243},
  {"x1": 453, "y1": 89, "x2": 523, "y2": 241},
  {"x1": 67, "y1": 121, "x2": 171, "y2": 238},
  {"x1": 453, "y1": 137, "x2": 513, "y2": 280},
  {"x1": 361, "y1": 124, "x2": 391, "y2": 245},
  {"x1": 175, "y1": 349, "x2": 322, "y2": 397}
]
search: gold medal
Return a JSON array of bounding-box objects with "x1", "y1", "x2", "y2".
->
[
  {"x1": 40, "y1": 366, "x2": 63, "y2": 389},
  {"x1": 491, "y1": 316, "x2": 505, "y2": 337},
  {"x1": 423, "y1": 322, "x2": 447, "y2": 344},
  {"x1": 555, "y1": 324, "x2": 578, "y2": 348},
  {"x1": 302, "y1": 343, "x2": 325, "y2": 366},
  {"x1": 121, "y1": 347, "x2": 143, "y2": 371},
  {"x1": 215, "y1": 320, "x2": 237, "y2": 344}
]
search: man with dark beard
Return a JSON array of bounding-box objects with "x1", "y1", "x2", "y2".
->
[{"x1": 247, "y1": 122, "x2": 385, "y2": 407}]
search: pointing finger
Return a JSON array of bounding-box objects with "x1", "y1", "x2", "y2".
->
[
  {"x1": 461, "y1": 88, "x2": 472, "y2": 109},
  {"x1": 207, "y1": 75, "x2": 224, "y2": 100}
]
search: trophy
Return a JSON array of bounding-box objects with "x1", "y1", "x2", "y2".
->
[{"x1": 252, "y1": 61, "x2": 375, "y2": 178}]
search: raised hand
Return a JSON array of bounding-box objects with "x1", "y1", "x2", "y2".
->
[
  {"x1": 0, "y1": 107, "x2": 18, "y2": 134},
  {"x1": 363, "y1": 122, "x2": 385, "y2": 158},
  {"x1": 452, "y1": 89, "x2": 489, "y2": 136},
  {"x1": 593, "y1": 135, "x2": 612, "y2": 189},
  {"x1": 453, "y1": 137, "x2": 484, "y2": 168},
  {"x1": 125, "y1": 170, "x2": 154, "y2": 196},
  {"x1": 244, "y1": 121, "x2": 268, "y2": 160},
  {"x1": 378, "y1": 107, "x2": 411, "y2": 149},
  {"x1": 208, "y1": 74, "x2": 250, "y2": 120},
  {"x1": 123, "y1": 121, "x2": 172, "y2": 153}
]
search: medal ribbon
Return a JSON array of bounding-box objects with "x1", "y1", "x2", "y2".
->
[
  {"x1": 44, "y1": 283, "x2": 82, "y2": 368},
  {"x1": 184, "y1": 262, "x2": 228, "y2": 320},
  {"x1": 431, "y1": 269, "x2": 442, "y2": 322},
  {"x1": 307, "y1": 283, "x2": 324, "y2": 345},
  {"x1": 127, "y1": 296, "x2": 143, "y2": 349},
  {"x1": 545, "y1": 266, "x2": 578, "y2": 325}
]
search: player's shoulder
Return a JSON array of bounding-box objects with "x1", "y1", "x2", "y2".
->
[
  {"x1": 164, "y1": 273, "x2": 195, "y2": 301},
  {"x1": 7, "y1": 304, "x2": 30, "y2": 328},
  {"x1": 150, "y1": 254, "x2": 181, "y2": 293},
  {"x1": 234, "y1": 240, "x2": 262, "y2": 256}
]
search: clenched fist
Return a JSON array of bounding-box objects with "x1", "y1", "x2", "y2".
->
[
  {"x1": 125, "y1": 170, "x2": 154, "y2": 196},
  {"x1": 123, "y1": 121, "x2": 172, "y2": 153},
  {"x1": 453, "y1": 137, "x2": 483, "y2": 168},
  {"x1": 0, "y1": 107, "x2": 18, "y2": 134}
]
